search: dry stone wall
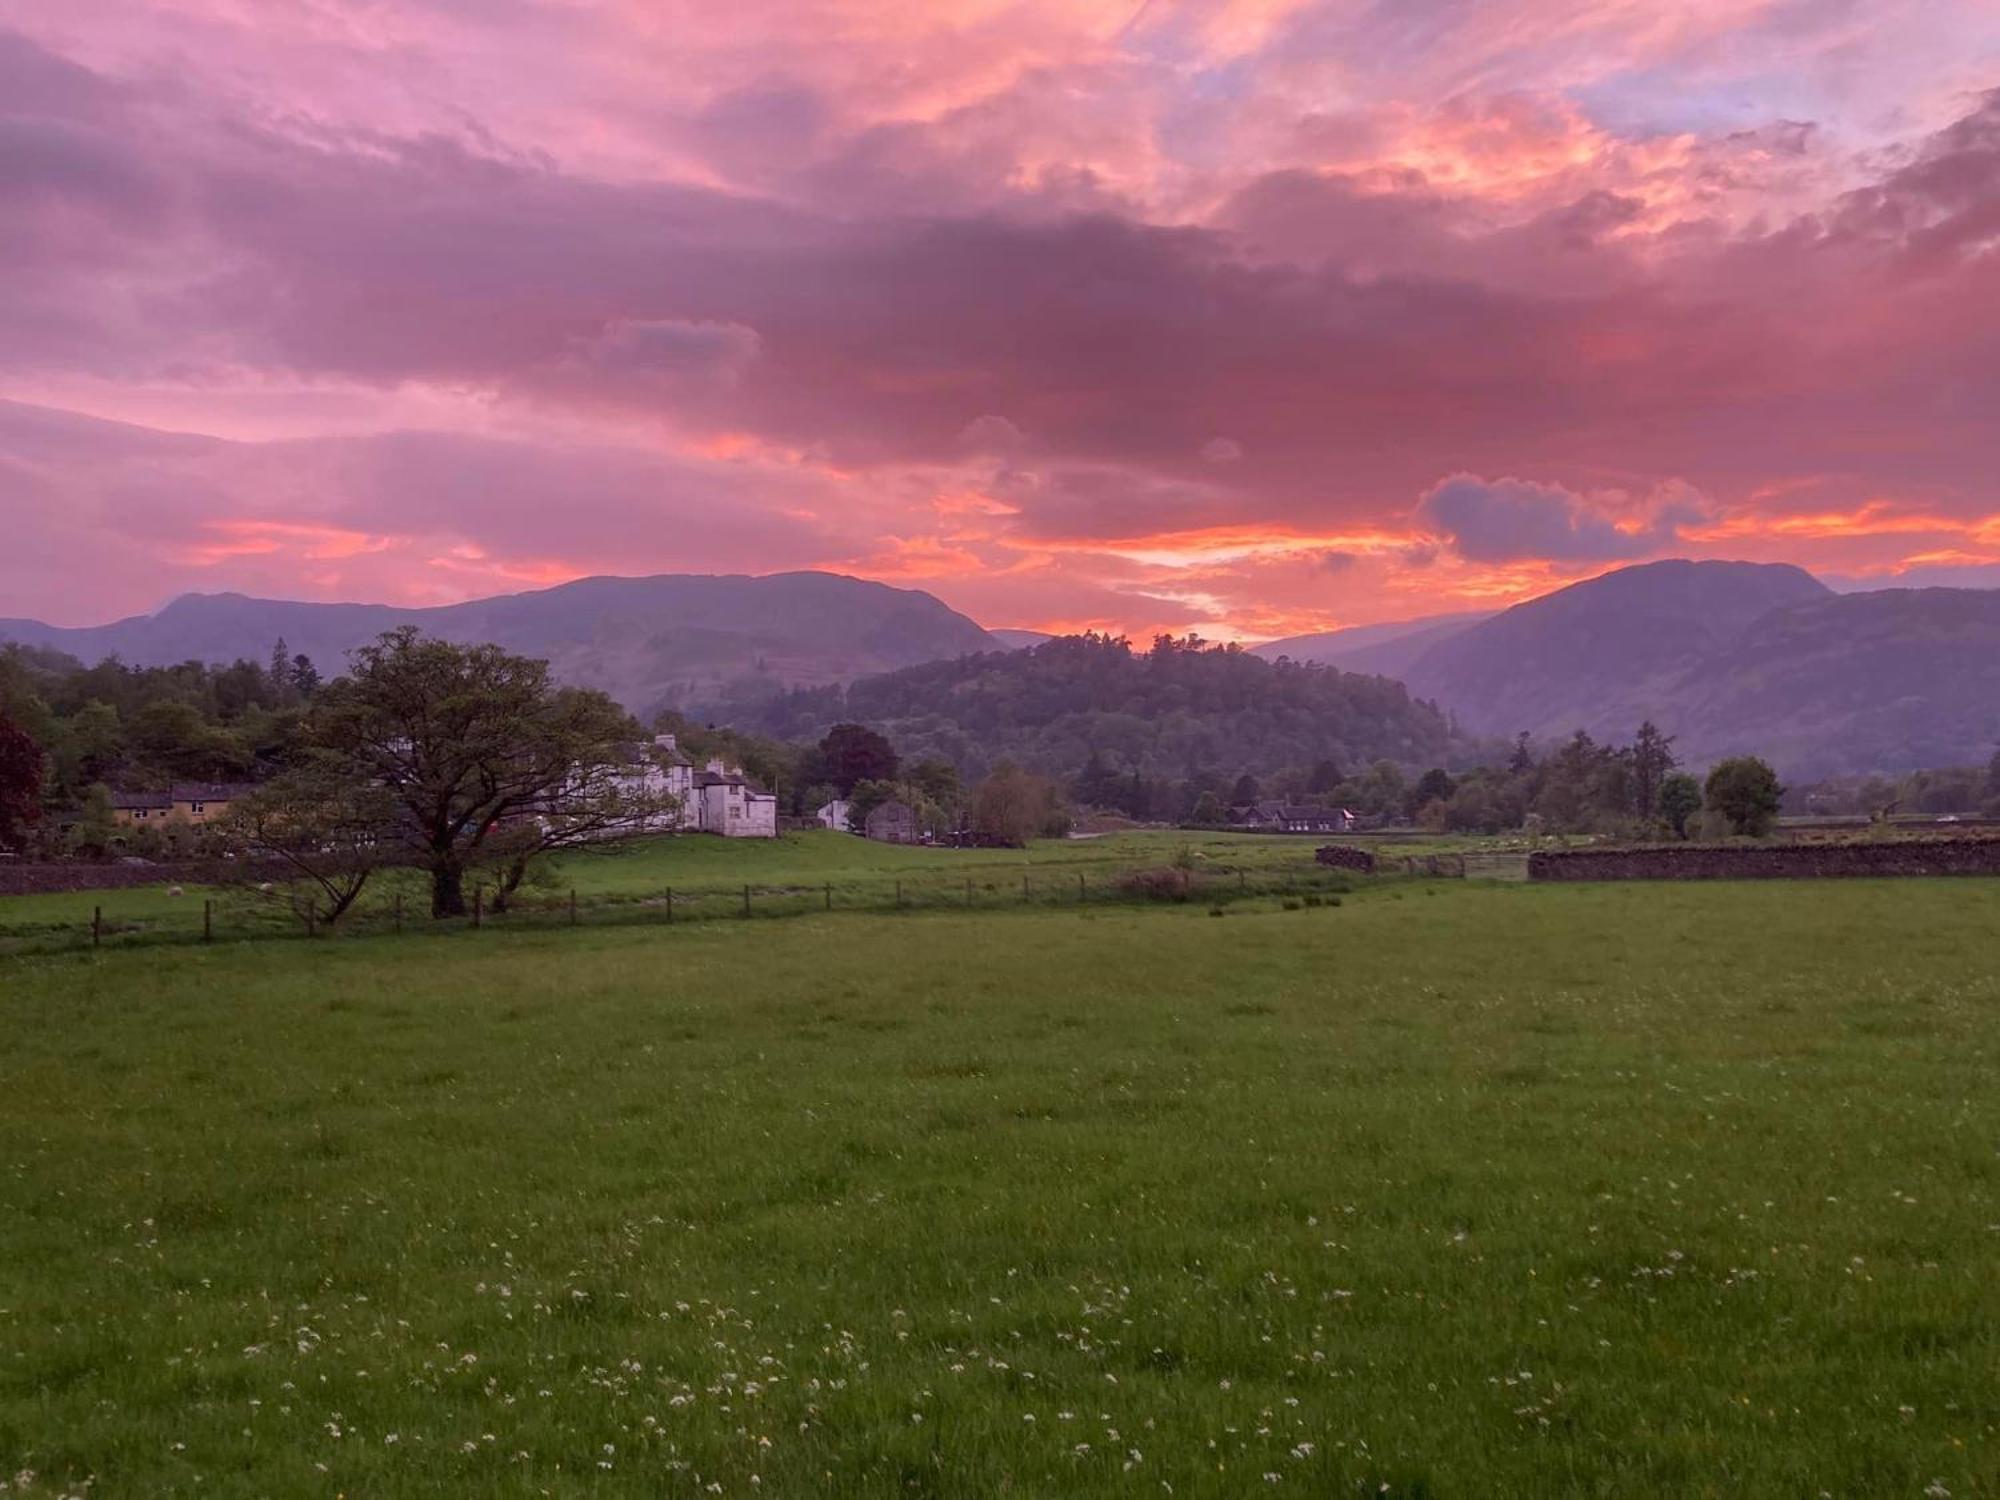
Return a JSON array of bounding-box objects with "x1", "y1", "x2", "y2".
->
[{"x1": 1528, "y1": 838, "x2": 2000, "y2": 882}]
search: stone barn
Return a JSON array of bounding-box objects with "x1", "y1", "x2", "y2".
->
[{"x1": 863, "y1": 800, "x2": 921, "y2": 844}]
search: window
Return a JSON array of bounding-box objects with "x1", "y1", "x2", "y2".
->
[{"x1": 189, "y1": 802, "x2": 205, "y2": 814}]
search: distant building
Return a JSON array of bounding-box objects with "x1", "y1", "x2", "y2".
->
[
  {"x1": 1272, "y1": 805, "x2": 1354, "y2": 834},
  {"x1": 1229, "y1": 800, "x2": 1354, "y2": 834},
  {"x1": 613, "y1": 734, "x2": 778, "y2": 839},
  {"x1": 110, "y1": 791, "x2": 172, "y2": 826},
  {"x1": 694, "y1": 763, "x2": 779, "y2": 838},
  {"x1": 863, "y1": 800, "x2": 921, "y2": 844},
  {"x1": 111, "y1": 783, "x2": 255, "y2": 827},
  {"x1": 815, "y1": 799, "x2": 853, "y2": 832}
]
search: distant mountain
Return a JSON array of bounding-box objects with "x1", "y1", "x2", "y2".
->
[
  {"x1": 988, "y1": 628, "x2": 1054, "y2": 651},
  {"x1": 0, "y1": 572, "x2": 1000, "y2": 716},
  {"x1": 1666, "y1": 587, "x2": 2000, "y2": 777},
  {"x1": 1394, "y1": 559, "x2": 2000, "y2": 777},
  {"x1": 741, "y1": 632, "x2": 1465, "y2": 781},
  {"x1": 1400, "y1": 560, "x2": 1830, "y2": 743},
  {"x1": 1254, "y1": 610, "x2": 1496, "y2": 678}
]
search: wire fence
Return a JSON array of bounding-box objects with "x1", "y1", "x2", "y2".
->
[{"x1": 0, "y1": 858, "x2": 1398, "y2": 960}]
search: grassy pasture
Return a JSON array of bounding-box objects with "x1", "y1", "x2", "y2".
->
[
  {"x1": 0, "y1": 830, "x2": 1394, "y2": 952},
  {"x1": 1, "y1": 880, "x2": 1995, "y2": 1496}
]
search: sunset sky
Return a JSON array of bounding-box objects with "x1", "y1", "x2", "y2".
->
[{"x1": 2, "y1": 1, "x2": 1996, "y2": 638}]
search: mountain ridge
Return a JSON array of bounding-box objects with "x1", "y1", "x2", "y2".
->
[
  {"x1": 0, "y1": 571, "x2": 1002, "y2": 717},
  {"x1": 1393, "y1": 560, "x2": 2000, "y2": 777}
]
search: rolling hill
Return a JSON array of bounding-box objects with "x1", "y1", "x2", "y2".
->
[
  {"x1": 0, "y1": 572, "x2": 1000, "y2": 717},
  {"x1": 1393, "y1": 560, "x2": 2000, "y2": 776},
  {"x1": 742, "y1": 632, "x2": 1465, "y2": 780},
  {"x1": 1253, "y1": 610, "x2": 1497, "y2": 678}
]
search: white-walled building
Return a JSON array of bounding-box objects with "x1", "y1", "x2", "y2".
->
[
  {"x1": 694, "y1": 761, "x2": 779, "y2": 838},
  {"x1": 815, "y1": 799, "x2": 853, "y2": 832},
  {"x1": 619, "y1": 734, "x2": 777, "y2": 838}
]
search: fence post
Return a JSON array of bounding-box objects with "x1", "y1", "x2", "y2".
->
[
  {"x1": 665, "y1": 886, "x2": 674, "y2": 924},
  {"x1": 825, "y1": 883, "x2": 832, "y2": 911},
  {"x1": 569, "y1": 888, "x2": 578, "y2": 926},
  {"x1": 1078, "y1": 873, "x2": 1086, "y2": 904},
  {"x1": 742, "y1": 884, "x2": 751, "y2": 918},
  {"x1": 966, "y1": 876, "x2": 974, "y2": 907},
  {"x1": 92, "y1": 906, "x2": 101, "y2": 949},
  {"x1": 394, "y1": 890, "x2": 404, "y2": 935},
  {"x1": 203, "y1": 899, "x2": 212, "y2": 943},
  {"x1": 1023, "y1": 873, "x2": 1030, "y2": 903}
]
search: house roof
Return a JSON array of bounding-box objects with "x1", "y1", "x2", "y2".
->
[
  {"x1": 111, "y1": 790, "x2": 172, "y2": 810},
  {"x1": 171, "y1": 782, "x2": 256, "y2": 803},
  {"x1": 696, "y1": 771, "x2": 748, "y2": 788}
]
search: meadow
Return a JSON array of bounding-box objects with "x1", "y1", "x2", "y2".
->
[
  {"x1": 1, "y1": 879, "x2": 1995, "y2": 1496},
  {"x1": 0, "y1": 830, "x2": 1440, "y2": 953}
]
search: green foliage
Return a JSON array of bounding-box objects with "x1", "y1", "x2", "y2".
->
[
  {"x1": 814, "y1": 721, "x2": 900, "y2": 794},
  {"x1": 970, "y1": 762, "x2": 1069, "y2": 845},
  {"x1": 0, "y1": 710, "x2": 43, "y2": 847},
  {"x1": 745, "y1": 633, "x2": 1461, "y2": 785},
  {"x1": 0, "y1": 642, "x2": 307, "y2": 806},
  {"x1": 313, "y1": 629, "x2": 648, "y2": 917},
  {"x1": 1658, "y1": 771, "x2": 1703, "y2": 837},
  {"x1": 1705, "y1": 755, "x2": 1785, "y2": 836},
  {"x1": 225, "y1": 764, "x2": 399, "y2": 927},
  {"x1": 1405, "y1": 766, "x2": 1456, "y2": 818}
]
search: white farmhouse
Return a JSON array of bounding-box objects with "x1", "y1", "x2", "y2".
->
[
  {"x1": 693, "y1": 762, "x2": 779, "y2": 838},
  {"x1": 815, "y1": 798, "x2": 853, "y2": 832},
  {"x1": 619, "y1": 734, "x2": 777, "y2": 838}
]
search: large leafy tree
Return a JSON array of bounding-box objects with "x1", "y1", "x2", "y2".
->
[
  {"x1": 0, "y1": 711, "x2": 44, "y2": 848},
  {"x1": 1705, "y1": 756, "x2": 1784, "y2": 837},
  {"x1": 1658, "y1": 772, "x2": 1703, "y2": 838},
  {"x1": 310, "y1": 629, "x2": 654, "y2": 917},
  {"x1": 969, "y1": 762, "x2": 1069, "y2": 846},
  {"x1": 816, "y1": 722, "x2": 900, "y2": 794}
]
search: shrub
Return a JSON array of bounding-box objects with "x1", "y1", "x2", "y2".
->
[
  {"x1": 1314, "y1": 845, "x2": 1376, "y2": 874},
  {"x1": 1119, "y1": 867, "x2": 1193, "y2": 902}
]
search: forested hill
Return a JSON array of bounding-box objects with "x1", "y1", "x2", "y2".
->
[{"x1": 740, "y1": 633, "x2": 1464, "y2": 780}]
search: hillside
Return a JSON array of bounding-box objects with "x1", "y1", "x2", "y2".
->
[
  {"x1": 1670, "y1": 587, "x2": 2000, "y2": 776},
  {"x1": 1398, "y1": 560, "x2": 1830, "y2": 741},
  {"x1": 987, "y1": 628, "x2": 1054, "y2": 651},
  {"x1": 0, "y1": 572, "x2": 999, "y2": 717},
  {"x1": 743, "y1": 632, "x2": 1462, "y2": 780},
  {"x1": 1254, "y1": 610, "x2": 1496, "y2": 678},
  {"x1": 1391, "y1": 560, "x2": 2000, "y2": 776}
]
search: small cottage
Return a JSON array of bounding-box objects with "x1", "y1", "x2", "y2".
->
[
  {"x1": 863, "y1": 800, "x2": 921, "y2": 844},
  {"x1": 111, "y1": 783, "x2": 254, "y2": 827}
]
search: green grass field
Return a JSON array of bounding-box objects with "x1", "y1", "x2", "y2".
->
[
  {"x1": 0, "y1": 830, "x2": 1421, "y2": 952},
  {"x1": 2, "y1": 879, "x2": 1995, "y2": 1495}
]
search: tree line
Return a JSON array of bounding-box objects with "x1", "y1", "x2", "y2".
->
[{"x1": 0, "y1": 631, "x2": 1075, "y2": 925}]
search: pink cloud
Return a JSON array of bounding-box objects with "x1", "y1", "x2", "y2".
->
[{"x1": 0, "y1": 6, "x2": 1996, "y2": 641}]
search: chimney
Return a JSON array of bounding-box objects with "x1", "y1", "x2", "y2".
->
[
  {"x1": 654, "y1": 733, "x2": 677, "y2": 751},
  {"x1": 707, "y1": 758, "x2": 726, "y2": 775}
]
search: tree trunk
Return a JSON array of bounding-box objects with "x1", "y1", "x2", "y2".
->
[
  {"x1": 432, "y1": 861, "x2": 466, "y2": 919},
  {"x1": 490, "y1": 856, "x2": 529, "y2": 913}
]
